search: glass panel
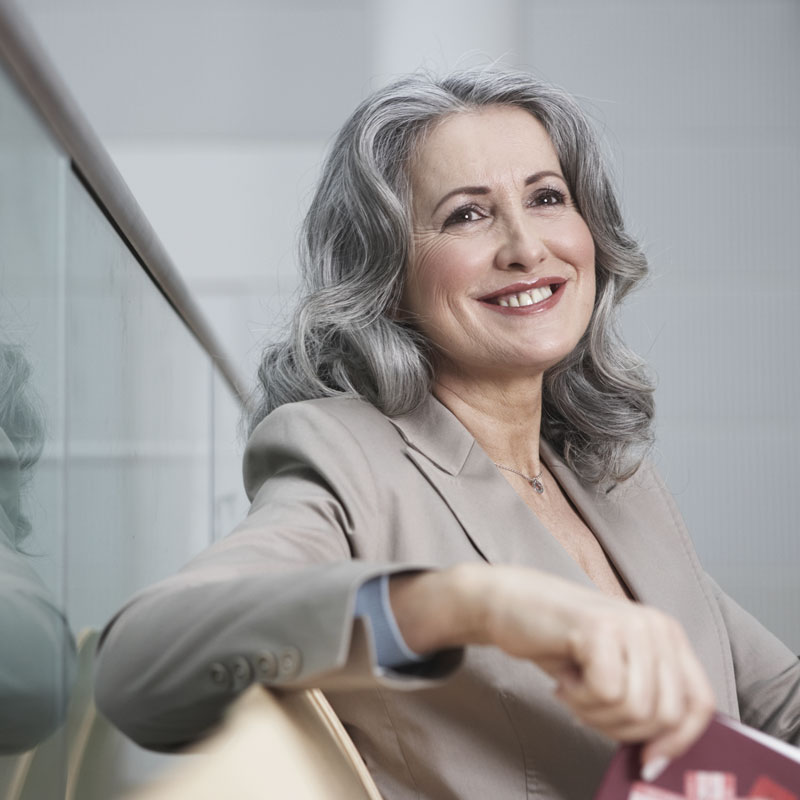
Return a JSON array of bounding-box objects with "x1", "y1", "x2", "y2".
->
[{"x1": 0, "y1": 54, "x2": 238, "y2": 796}]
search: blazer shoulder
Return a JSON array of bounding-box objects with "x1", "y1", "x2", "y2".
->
[
  {"x1": 248, "y1": 397, "x2": 396, "y2": 441},
  {"x1": 243, "y1": 398, "x2": 405, "y2": 502}
]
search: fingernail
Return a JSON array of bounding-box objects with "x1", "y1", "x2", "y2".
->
[{"x1": 641, "y1": 755, "x2": 670, "y2": 783}]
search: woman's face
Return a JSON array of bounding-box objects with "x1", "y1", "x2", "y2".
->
[{"x1": 403, "y1": 105, "x2": 596, "y2": 386}]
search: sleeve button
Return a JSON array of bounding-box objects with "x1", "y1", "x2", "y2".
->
[
  {"x1": 209, "y1": 662, "x2": 230, "y2": 687},
  {"x1": 231, "y1": 656, "x2": 252, "y2": 690},
  {"x1": 278, "y1": 646, "x2": 302, "y2": 678},
  {"x1": 257, "y1": 652, "x2": 278, "y2": 680}
]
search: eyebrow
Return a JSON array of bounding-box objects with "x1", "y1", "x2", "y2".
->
[{"x1": 431, "y1": 170, "x2": 565, "y2": 214}]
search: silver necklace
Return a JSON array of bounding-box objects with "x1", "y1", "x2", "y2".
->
[{"x1": 494, "y1": 463, "x2": 545, "y2": 494}]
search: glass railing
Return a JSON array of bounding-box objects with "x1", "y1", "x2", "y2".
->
[{"x1": 0, "y1": 1, "x2": 249, "y2": 796}]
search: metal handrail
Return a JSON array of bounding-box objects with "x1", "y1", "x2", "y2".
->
[{"x1": 0, "y1": 0, "x2": 250, "y2": 405}]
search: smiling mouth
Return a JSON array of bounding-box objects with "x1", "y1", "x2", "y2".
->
[{"x1": 482, "y1": 281, "x2": 565, "y2": 308}]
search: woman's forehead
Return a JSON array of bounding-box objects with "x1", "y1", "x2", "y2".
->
[{"x1": 409, "y1": 107, "x2": 562, "y2": 209}]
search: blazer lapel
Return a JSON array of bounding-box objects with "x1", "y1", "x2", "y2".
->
[
  {"x1": 543, "y1": 441, "x2": 700, "y2": 609},
  {"x1": 545, "y1": 442, "x2": 713, "y2": 619},
  {"x1": 541, "y1": 443, "x2": 648, "y2": 602},
  {"x1": 390, "y1": 397, "x2": 595, "y2": 588}
]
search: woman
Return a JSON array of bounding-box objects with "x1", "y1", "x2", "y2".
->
[{"x1": 94, "y1": 68, "x2": 800, "y2": 799}]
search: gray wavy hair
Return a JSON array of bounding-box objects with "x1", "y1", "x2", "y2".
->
[
  {"x1": 0, "y1": 341, "x2": 45, "y2": 545},
  {"x1": 250, "y1": 67, "x2": 654, "y2": 484}
]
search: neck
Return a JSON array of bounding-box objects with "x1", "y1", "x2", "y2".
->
[{"x1": 432, "y1": 369, "x2": 544, "y2": 475}]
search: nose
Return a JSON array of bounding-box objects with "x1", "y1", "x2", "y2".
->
[{"x1": 493, "y1": 214, "x2": 548, "y2": 272}]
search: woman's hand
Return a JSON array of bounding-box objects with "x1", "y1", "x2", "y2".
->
[{"x1": 389, "y1": 564, "x2": 716, "y2": 776}]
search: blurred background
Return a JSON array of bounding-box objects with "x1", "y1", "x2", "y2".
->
[
  {"x1": 0, "y1": 0, "x2": 798, "y2": 796},
  {"x1": 23, "y1": 0, "x2": 799, "y2": 636}
]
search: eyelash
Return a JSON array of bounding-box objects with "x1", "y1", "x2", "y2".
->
[
  {"x1": 532, "y1": 186, "x2": 567, "y2": 207},
  {"x1": 442, "y1": 186, "x2": 568, "y2": 229},
  {"x1": 442, "y1": 205, "x2": 485, "y2": 228}
]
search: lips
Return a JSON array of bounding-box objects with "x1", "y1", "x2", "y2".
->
[{"x1": 479, "y1": 278, "x2": 566, "y2": 308}]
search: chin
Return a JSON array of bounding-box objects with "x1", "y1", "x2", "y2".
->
[{"x1": 519, "y1": 340, "x2": 583, "y2": 371}]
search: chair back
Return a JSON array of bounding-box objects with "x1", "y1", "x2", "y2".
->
[{"x1": 127, "y1": 684, "x2": 384, "y2": 800}]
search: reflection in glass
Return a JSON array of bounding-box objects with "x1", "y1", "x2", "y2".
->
[{"x1": 0, "y1": 339, "x2": 76, "y2": 753}]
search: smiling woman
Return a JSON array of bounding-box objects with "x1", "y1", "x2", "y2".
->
[{"x1": 94, "y1": 67, "x2": 800, "y2": 800}]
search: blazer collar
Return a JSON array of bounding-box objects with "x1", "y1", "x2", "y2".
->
[
  {"x1": 389, "y1": 396, "x2": 596, "y2": 588},
  {"x1": 389, "y1": 394, "x2": 473, "y2": 476}
]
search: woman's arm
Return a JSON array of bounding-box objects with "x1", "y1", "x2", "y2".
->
[
  {"x1": 390, "y1": 564, "x2": 716, "y2": 775},
  {"x1": 94, "y1": 402, "x2": 462, "y2": 751}
]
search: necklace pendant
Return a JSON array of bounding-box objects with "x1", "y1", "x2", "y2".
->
[{"x1": 530, "y1": 477, "x2": 545, "y2": 494}]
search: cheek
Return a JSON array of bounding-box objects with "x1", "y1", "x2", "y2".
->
[
  {"x1": 564, "y1": 219, "x2": 597, "y2": 303},
  {"x1": 404, "y1": 239, "x2": 470, "y2": 310},
  {"x1": 567, "y1": 217, "x2": 596, "y2": 271}
]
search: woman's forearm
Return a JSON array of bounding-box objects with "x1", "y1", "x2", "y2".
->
[{"x1": 388, "y1": 563, "x2": 495, "y2": 654}]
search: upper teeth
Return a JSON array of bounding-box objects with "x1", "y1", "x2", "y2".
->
[{"x1": 497, "y1": 285, "x2": 554, "y2": 307}]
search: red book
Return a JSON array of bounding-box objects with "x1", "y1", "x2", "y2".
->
[{"x1": 594, "y1": 716, "x2": 800, "y2": 800}]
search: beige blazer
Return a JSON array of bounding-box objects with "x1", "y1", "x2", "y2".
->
[{"x1": 94, "y1": 395, "x2": 800, "y2": 800}]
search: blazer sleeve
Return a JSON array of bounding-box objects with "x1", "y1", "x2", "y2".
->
[
  {"x1": 93, "y1": 401, "x2": 462, "y2": 751},
  {"x1": 707, "y1": 575, "x2": 800, "y2": 745}
]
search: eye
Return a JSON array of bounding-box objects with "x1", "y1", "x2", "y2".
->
[
  {"x1": 531, "y1": 186, "x2": 567, "y2": 207},
  {"x1": 442, "y1": 204, "x2": 485, "y2": 229}
]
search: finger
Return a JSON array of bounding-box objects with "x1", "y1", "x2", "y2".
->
[
  {"x1": 619, "y1": 615, "x2": 657, "y2": 725},
  {"x1": 567, "y1": 665, "x2": 675, "y2": 742},
  {"x1": 603, "y1": 628, "x2": 684, "y2": 738},
  {"x1": 641, "y1": 703, "x2": 712, "y2": 768},
  {"x1": 650, "y1": 648, "x2": 684, "y2": 732},
  {"x1": 557, "y1": 627, "x2": 627, "y2": 708},
  {"x1": 641, "y1": 630, "x2": 715, "y2": 764},
  {"x1": 560, "y1": 612, "x2": 655, "y2": 718}
]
